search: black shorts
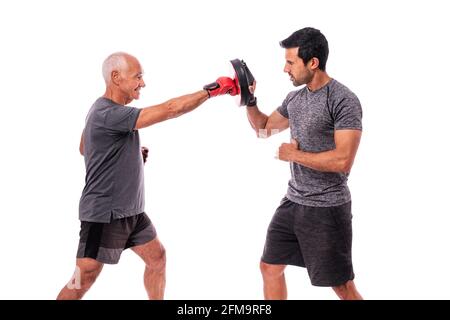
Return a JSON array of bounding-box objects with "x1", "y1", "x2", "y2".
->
[
  {"x1": 76, "y1": 212, "x2": 157, "y2": 264},
  {"x1": 261, "y1": 197, "x2": 354, "y2": 287}
]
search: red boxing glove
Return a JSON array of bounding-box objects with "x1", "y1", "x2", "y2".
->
[{"x1": 203, "y1": 77, "x2": 238, "y2": 98}]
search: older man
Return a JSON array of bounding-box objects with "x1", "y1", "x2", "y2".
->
[{"x1": 57, "y1": 52, "x2": 237, "y2": 299}]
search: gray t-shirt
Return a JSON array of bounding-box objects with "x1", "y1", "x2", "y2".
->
[
  {"x1": 277, "y1": 79, "x2": 362, "y2": 207},
  {"x1": 79, "y1": 97, "x2": 144, "y2": 222}
]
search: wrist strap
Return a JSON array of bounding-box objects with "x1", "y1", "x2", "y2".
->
[
  {"x1": 203, "y1": 82, "x2": 219, "y2": 98},
  {"x1": 247, "y1": 96, "x2": 257, "y2": 107}
]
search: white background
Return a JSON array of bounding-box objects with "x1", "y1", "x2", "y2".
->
[{"x1": 1, "y1": 0, "x2": 449, "y2": 300}]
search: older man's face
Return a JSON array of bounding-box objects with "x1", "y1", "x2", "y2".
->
[{"x1": 117, "y1": 56, "x2": 146, "y2": 104}]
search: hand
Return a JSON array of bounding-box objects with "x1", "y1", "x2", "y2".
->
[
  {"x1": 203, "y1": 77, "x2": 238, "y2": 98},
  {"x1": 247, "y1": 81, "x2": 257, "y2": 107},
  {"x1": 278, "y1": 139, "x2": 299, "y2": 162},
  {"x1": 141, "y1": 146, "x2": 149, "y2": 164},
  {"x1": 249, "y1": 80, "x2": 256, "y2": 95}
]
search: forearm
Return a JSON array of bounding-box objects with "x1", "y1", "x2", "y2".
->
[
  {"x1": 136, "y1": 90, "x2": 208, "y2": 129},
  {"x1": 246, "y1": 106, "x2": 268, "y2": 132},
  {"x1": 246, "y1": 107, "x2": 288, "y2": 138},
  {"x1": 281, "y1": 130, "x2": 361, "y2": 173},
  {"x1": 292, "y1": 149, "x2": 353, "y2": 173},
  {"x1": 165, "y1": 90, "x2": 209, "y2": 119}
]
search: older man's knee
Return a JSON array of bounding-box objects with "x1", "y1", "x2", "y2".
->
[
  {"x1": 148, "y1": 246, "x2": 166, "y2": 272},
  {"x1": 77, "y1": 266, "x2": 102, "y2": 291},
  {"x1": 73, "y1": 259, "x2": 103, "y2": 291}
]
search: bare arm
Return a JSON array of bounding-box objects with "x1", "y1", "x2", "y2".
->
[
  {"x1": 246, "y1": 106, "x2": 289, "y2": 138},
  {"x1": 79, "y1": 131, "x2": 84, "y2": 156},
  {"x1": 279, "y1": 130, "x2": 362, "y2": 173},
  {"x1": 135, "y1": 90, "x2": 209, "y2": 130}
]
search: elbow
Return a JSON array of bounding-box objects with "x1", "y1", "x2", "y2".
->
[
  {"x1": 254, "y1": 122, "x2": 272, "y2": 139},
  {"x1": 248, "y1": 122, "x2": 265, "y2": 138},
  {"x1": 256, "y1": 128, "x2": 270, "y2": 139},
  {"x1": 339, "y1": 158, "x2": 353, "y2": 173},
  {"x1": 256, "y1": 127, "x2": 280, "y2": 139}
]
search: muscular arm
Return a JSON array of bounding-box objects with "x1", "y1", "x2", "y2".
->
[
  {"x1": 246, "y1": 106, "x2": 289, "y2": 138},
  {"x1": 279, "y1": 130, "x2": 362, "y2": 173},
  {"x1": 135, "y1": 90, "x2": 209, "y2": 130}
]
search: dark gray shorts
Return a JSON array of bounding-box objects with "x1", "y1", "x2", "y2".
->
[
  {"x1": 76, "y1": 212, "x2": 157, "y2": 264},
  {"x1": 261, "y1": 197, "x2": 354, "y2": 287}
]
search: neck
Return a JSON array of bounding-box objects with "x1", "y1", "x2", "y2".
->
[
  {"x1": 307, "y1": 70, "x2": 332, "y2": 92},
  {"x1": 103, "y1": 86, "x2": 130, "y2": 105}
]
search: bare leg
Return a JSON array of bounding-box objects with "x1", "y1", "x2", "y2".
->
[
  {"x1": 57, "y1": 258, "x2": 103, "y2": 300},
  {"x1": 332, "y1": 280, "x2": 363, "y2": 300},
  {"x1": 132, "y1": 237, "x2": 166, "y2": 299},
  {"x1": 260, "y1": 261, "x2": 287, "y2": 300}
]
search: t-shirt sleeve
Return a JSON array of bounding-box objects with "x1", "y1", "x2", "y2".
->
[
  {"x1": 104, "y1": 105, "x2": 142, "y2": 133},
  {"x1": 277, "y1": 93, "x2": 294, "y2": 119},
  {"x1": 333, "y1": 95, "x2": 363, "y2": 131}
]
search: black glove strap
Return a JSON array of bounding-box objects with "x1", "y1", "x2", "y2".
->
[
  {"x1": 203, "y1": 82, "x2": 219, "y2": 98},
  {"x1": 247, "y1": 96, "x2": 257, "y2": 107}
]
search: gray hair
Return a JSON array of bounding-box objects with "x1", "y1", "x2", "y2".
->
[{"x1": 102, "y1": 52, "x2": 130, "y2": 83}]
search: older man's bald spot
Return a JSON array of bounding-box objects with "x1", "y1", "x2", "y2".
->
[
  {"x1": 102, "y1": 52, "x2": 141, "y2": 83},
  {"x1": 123, "y1": 54, "x2": 144, "y2": 78}
]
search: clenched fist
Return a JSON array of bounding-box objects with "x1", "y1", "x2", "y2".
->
[{"x1": 278, "y1": 139, "x2": 299, "y2": 162}]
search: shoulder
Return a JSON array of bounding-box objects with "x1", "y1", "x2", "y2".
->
[
  {"x1": 88, "y1": 97, "x2": 118, "y2": 115},
  {"x1": 328, "y1": 79, "x2": 360, "y2": 104},
  {"x1": 86, "y1": 98, "x2": 126, "y2": 124}
]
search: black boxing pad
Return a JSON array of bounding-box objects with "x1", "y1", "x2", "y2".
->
[{"x1": 230, "y1": 59, "x2": 255, "y2": 106}]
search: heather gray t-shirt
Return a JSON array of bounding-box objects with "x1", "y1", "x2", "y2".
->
[
  {"x1": 277, "y1": 79, "x2": 362, "y2": 207},
  {"x1": 79, "y1": 97, "x2": 144, "y2": 222}
]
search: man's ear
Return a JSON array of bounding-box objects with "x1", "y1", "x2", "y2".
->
[
  {"x1": 111, "y1": 70, "x2": 120, "y2": 85},
  {"x1": 309, "y1": 57, "x2": 320, "y2": 70}
]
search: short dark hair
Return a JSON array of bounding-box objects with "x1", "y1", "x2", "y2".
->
[{"x1": 280, "y1": 27, "x2": 329, "y2": 71}]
